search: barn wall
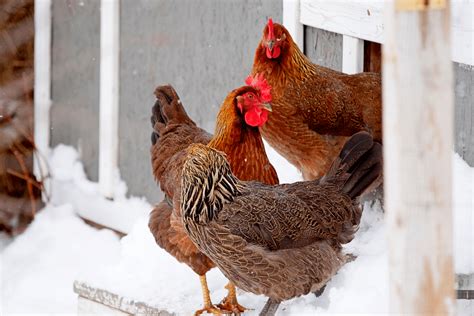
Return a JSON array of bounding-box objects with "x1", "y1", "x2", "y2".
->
[
  {"x1": 50, "y1": 0, "x2": 101, "y2": 181},
  {"x1": 118, "y1": 0, "x2": 282, "y2": 202}
]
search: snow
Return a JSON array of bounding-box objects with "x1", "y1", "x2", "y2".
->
[
  {"x1": 264, "y1": 140, "x2": 302, "y2": 184},
  {"x1": 49, "y1": 144, "x2": 152, "y2": 234},
  {"x1": 0, "y1": 144, "x2": 472, "y2": 315},
  {"x1": 1, "y1": 204, "x2": 121, "y2": 314}
]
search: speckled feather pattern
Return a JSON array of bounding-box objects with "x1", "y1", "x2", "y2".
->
[
  {"x1": 181, "y1": 134, "x2": 382, "y2": 301},
  {"x1": 186, "y1": 182, "x2": 355, "y2": 300},
  {"x1": 149, "y1": 85, "x2": 278, "y2": 276},
  {"x1": 252, "y1": 23, "x2": 382, "y2": 180}
]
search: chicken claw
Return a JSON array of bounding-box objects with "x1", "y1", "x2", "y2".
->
[
  {"x1": 216, "y1": 282, "x2": 249, "y2": 315},
  {"x1": 194, "y1": 305, "x2": 232, "y2": 316},
  {"x1": 194, "y1": 275, "x2": 232, "y2": 315}
]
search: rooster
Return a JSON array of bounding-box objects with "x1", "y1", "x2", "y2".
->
[
  {"x1": 251, "y1": 19, "x2": 382, "y2": 180},
  {"x1": 149, "y1": 80, "x2": 277, "y2": 315},
  {"x1": 180, "y1": 132, "x2": 383, "y2": 315}
]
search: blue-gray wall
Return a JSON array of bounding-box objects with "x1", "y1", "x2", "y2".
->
[
  {"x1": 118, "y1": 0, "x2": 281, "y2": 203},
  {"x1": 50, "y1": 0, "x2": 281, "y2": 202},
  {"x1": 51, "y1": 0, "x2": 100, "y2": 181}
]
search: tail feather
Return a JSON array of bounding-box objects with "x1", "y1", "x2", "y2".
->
[
  {"x1": 344, "y1": 143, "x2": 382, "y2": 198},
  {"x1": 323, "y1": 132, "x2": 383, "y2": 200},
  {"x1": 150, "y1": 85, "x2": 196, "y2": 145}
]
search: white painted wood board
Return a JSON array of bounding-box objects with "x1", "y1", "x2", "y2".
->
[{"x1": 300, "y1": 0, "x2": 474, "y2": 65}]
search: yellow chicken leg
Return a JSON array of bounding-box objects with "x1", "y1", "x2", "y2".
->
[
  {"x1": 216, "y1": 282, "x2": 249, "y2": 315},
  {"x1": 195, "y1": 275, "x2": 232, "y2": 316}
]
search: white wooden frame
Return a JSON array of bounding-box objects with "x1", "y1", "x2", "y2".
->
[
  {"x1": 283, "y1": 0, "x2": 304, "y2": 51},
  {"x1": 99, "y1": 0, "x2": 120, "y2": 199},
  {"x1": 34, "y1": 0, "x2": 52, "y2": 183},
  {"x1": 34, "y1": 0, "x2": 121, "y2": 200},
  {"x1": 342, "y1": 35, "x2": 364, "y2": 74},
  {"x1": 282, "y1": 0, "x2": 473, "y2": 72},
  {"x1": 298, "y1": 0, "x2": 473, "y2": 67}
]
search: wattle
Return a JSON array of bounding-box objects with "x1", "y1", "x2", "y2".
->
[
  {"x1": 266, "y1": 46, "x2": 281, "y2": 59},
  {"x1": 245, "y1": 109, "x2": 268, "y2": 127}
]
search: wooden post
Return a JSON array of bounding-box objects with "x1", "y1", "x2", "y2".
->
[
  {"x1": 34, "y1": 0, "x2": 52, "y2": 184},
  {"x1": 283, "y1": 0, "x2": 304, "y2": 51},
  {"x1": 99, "y1": 0, "x2": 120, "y2": 199},
  {"x1": 383, "y1": 0, "x2": 455, "y2": 314},
  {"x1": 342, "y1": 35, "x2": 364, "y2": 74}
]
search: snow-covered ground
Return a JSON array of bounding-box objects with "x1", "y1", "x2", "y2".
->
[{"x1": 1, "y1": 144, "x2": 473, "y2": 315}]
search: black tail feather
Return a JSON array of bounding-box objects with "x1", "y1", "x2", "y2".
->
[
  {"x1": 323, "y1": 132, "x2": 383, "y2": 200},
  {"x1": 344, "y1": 143, "x2": 383, "y2": 199}
]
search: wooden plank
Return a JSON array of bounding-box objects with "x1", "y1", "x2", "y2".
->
[
  {"x1": 283, "y1": 0, "x2": 304, "y2": 51},
  {"x1": 300, "y1": 0, "x2": 474, "y2": 66},
  {"x1": 451, "y1": 1, "x2": 474, "y2": 69},
  {"x1": 456, "y1": 273, "x2": 474, "y2": 299},
  {"x1": 33, "y1": 0, "x2": 51, "y2": 186},
  {"x1": 457, "y1": 273, "x2": 474, "y2": 291},
  {"x1": 304, "y1": 27, "x2": 343, "y2": 71},
  {"x1": 383, "y1": 1, "x2": 455, "y2": 314},
  {"x1": 454, "y1": 63, "x2": 474, "y2": 166},
  {"x1": 300, "y1": 0, "x2": 385, "y2": 44},
  {"x1": 99, "y1": 0, "x2": 120, "y2": 199},
  {"x1": 74, "y1": 281, "x2": 174, "y2": 315},
  {"x1": 342, "y1": 35, "x2": 364, "y2": 74},
  {"x1": 78, "y1": 296, "x2": 131, "y2": 315}
]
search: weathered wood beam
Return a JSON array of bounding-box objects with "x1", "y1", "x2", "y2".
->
[
  {"x1": 99, "y1": 0, "x2": 120, "y2": 199},
  {"x1": 383, "y1": 0, "x2": 455, "y2": 314}
]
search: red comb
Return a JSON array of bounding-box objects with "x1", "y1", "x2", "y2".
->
[
  {"x1": 267, "y1": 18, "x2": 275, "y2": 40},
  {"x1": 245, "y1": 74, "x2": 272, "y2": 103}
]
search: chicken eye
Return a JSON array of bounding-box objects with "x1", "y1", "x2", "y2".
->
[{"x1": 247, "y1": 94, "x2": 253, "y2": 99}]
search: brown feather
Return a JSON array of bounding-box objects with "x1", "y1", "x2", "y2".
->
[
  {"x1": 252, "y1": 22, "x2": 382, "y2": 180},
  {"x1": 149, "y1": 84, "x2": 279, "y2": 278},
  {"x1": 181, "y1": 133, "x2": 383, "y2": 302}
]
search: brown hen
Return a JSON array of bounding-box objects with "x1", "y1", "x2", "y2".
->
[
  {"x1": 252, "y1": 19, "x2": 382, "y2": 180},
  {"x1": 149, "y1": 83, "x2": 277, "y2": 315},
  {"x1": 181, "y1": 132, "x2": 382, "y2": 315}
]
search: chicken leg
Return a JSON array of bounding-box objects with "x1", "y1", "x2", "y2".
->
[
  {"x1": 195, "y1": 275, "x2": 231, "y2": 316},
  {"x1": 217, "y1": 282, "x2": 248, "y2": 315},
  {"x1": 259, "y1": 298, "x2": 280, "y2": 316}
]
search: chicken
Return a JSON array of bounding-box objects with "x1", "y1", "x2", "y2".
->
[
  {"x1": 180, "y1": 132, "x2": 382, "y2": 315},
  {"x1": 251, "y1": 18, "x2": 382, "y2": 180},
  {"x1": 149, "y1": 80, "x2": 277, "y2": 315}
]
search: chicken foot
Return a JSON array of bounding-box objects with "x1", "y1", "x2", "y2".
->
[
  {"x1": 217, "y1": 282, "x2": 249, "y2": 315},
  {"x1": 259, "y1": 298, "x2": 280, "y2": 316},
  {"x1": 195, "y1": 275, "x2": 232, "y2": 316}
]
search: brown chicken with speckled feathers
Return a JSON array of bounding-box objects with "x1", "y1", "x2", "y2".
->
[
  {"x1": 148, "y1": 80, "x2": 277, "y2": 315},
  {"x1": 181, "y1": 132, "x2": 383, "y2": 315},
  {"x1": 252, "y1": 19, "x2": 382, "y2": 180}
]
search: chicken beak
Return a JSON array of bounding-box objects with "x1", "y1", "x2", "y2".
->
[
  {"x1": 267, "y1": 39, "x2": 275, "y2": 51},
  {"x1": 262, "y1": 103, "x2": 272, "y2": 112}
]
